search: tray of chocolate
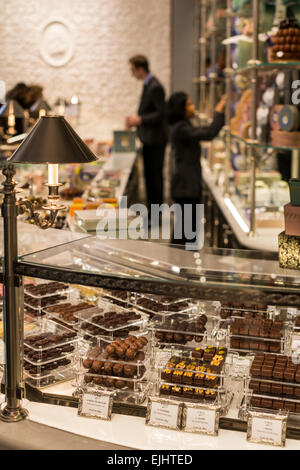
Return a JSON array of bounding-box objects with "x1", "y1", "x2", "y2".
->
[
  {"x1": 75, "y1": 301, "x2": 147, "y2": 339},
  {"x1": 24, "y1": 281, "x2": 69, "y2": 299},
  {"x1": 158, "y1": 346, "x2": 228, "y2": 402},
  {"x1": 43, "y1": 301, "x2": 95, "y2": 327},
  {"x1": 102, "y1": 289, "x2": 135, "y2": 307},
  {"x1": 24, "y1": 356, "x2": 76, "y2": 389},
  {"x1": 135, "y1": 294, "x2": 196, "y2": 317},
  {"x1": 220, "y1": 300, "x2": 268, "y2": 320},
  {"x1": 24, "y1": 292, "x2": 69, "y2": 313},
  {"x1": 78, "y1": 334, "x2": 151, "y2": 402},
  {"x1": 150, "y1": 313, "x2": 209, "y2": 348},
  {"x1": 246, "y1": 353, "x2": 300, "y2": 415},
  {"x1": 229, "y1": 317, "x2": 290, "y2": 354},
  {"x1": 269, "y1": 19, "x2": 300, "y2": 62},
  {"x1": 24, "y1": 319, "x2": 78, "y2": 354}
]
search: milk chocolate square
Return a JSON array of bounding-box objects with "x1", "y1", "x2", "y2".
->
[
  {"x1": 250, "y1": 397, "x2": 261, "y2": 407},
  {"x1": 271, "y1": 383, "x2": 283, "y2": 395},
  {"x1": 273, "y1": 368, "x2": 284, "y2": 380},
  {"x1": 261, "y1": 398, "x2": 273, "y2": 409},
  {"x1": 260, "y1": 382, "x2": 271, "y2": 394},
  {"x1": 262, "y1": 365, "x2": 273, "y2": 379},
  {"x1": 273, "y1": 400, "x2": 284, "y2": 410},
  {"x1": 249, "y1": 380, "x2": 260, "y2": 392},
  {"x1": 284, "y1": 368, "x2": 296, "y2": 382},
  {"x1": 283, "y1": 385, "x2": 294, "y2": 397},
  {"x1": 284, "y1": 401, "x2": 295, "y2": 412},
  {"x1": 250, "y1": 365, "x2": 261, "y2": 377}
]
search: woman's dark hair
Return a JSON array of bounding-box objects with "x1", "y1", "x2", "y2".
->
[
  {"x1": 129, "y1": 55, "x2": 149, "y2": 73},
  {"x1": 166, "y1": 92, "x2": 188, "y2": 125}
]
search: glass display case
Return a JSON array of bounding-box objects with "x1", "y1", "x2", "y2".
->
[{"x1": 2, "y1": 235, "x2": 297, "y2": 439}]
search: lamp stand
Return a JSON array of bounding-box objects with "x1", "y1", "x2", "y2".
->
[
  {"x1": 0, "y1": 163, "x2": 64, "y2": 422},
  {"x1": 0, "y1": 164, "x2": 28, "y2": 422}
]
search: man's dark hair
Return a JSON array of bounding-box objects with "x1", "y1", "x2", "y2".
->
[
  {"x1": 166, "y1": 91, "x2": 188, "y2": 125},
  {"x1": 129, "y1": 55, "x2": 149, "y2": 73}
]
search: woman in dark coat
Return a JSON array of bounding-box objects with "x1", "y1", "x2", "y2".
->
[{"x1": 166, "y1": 92, "x2": 226, "y2": 248}]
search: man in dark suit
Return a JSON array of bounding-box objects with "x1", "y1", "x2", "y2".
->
[{"x1": 126, "y1": 55, "x2": 167, "y2": 211}]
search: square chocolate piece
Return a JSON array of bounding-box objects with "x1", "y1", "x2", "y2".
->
[
  {"x1": 284, "y1": 401, "x2": 295, "y2": 412},
  {"x1": 249, "y1": 380, "x2": 260, "y2": 392},
  {"x1": 261, "y1": 398, "x2": 273, "y2": 409},
  {"x1": 284, "y1": 368, "x2": 296, "y2": 382},
  {"x1": 262, "y1": 365, "x2": 273, "y2": 379},
  {"x1": 260, "y1": 382, "x2": 271, "y2": 394},
  {"x1": 294, "y1": 387, "x2": 300, "y2": 398},
  {"x1": 250, "y1": 396, "x2": 261, "y2": 408},
  {"x1": 250, "y1": 365, "x2": 261, "y2": 378},
  {"x1": 273, "y1": 368, "x2": 284, "y2": 380},
  {"x1": 271, "y1": 383, "x2": 283, "y2": 396},
  {"x1": 283, "y1": 385, "x2": 294, "y2": 397},
  {"x1": 273, "y1": 400, "x2": 284, "y2": 410}
]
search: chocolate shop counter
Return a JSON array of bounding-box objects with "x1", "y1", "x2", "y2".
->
[{"x1": 1, "y1": 226, "x2": 300, "y2": 449}]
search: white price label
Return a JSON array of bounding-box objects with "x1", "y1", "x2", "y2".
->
[
  {"x1": 250, "y1": 416, "x2": 285, "y2": 446},
  {"x1": 184, "y1": 407, "x2": 217, "y2": 435},
  {"x1": 147, "y1": 400, "x2": 181, "y2": 430},
  {"x1": 78, "y1": 392, "x2": 112, "y2": 420}
]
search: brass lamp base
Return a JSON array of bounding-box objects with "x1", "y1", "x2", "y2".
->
[{"x1": 0, "y1": 404, "x2": 28, "y2": 423}]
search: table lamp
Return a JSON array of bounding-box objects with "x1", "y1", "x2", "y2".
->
[{"x1": 0, "y1": 115, "x2": 97, "y2": 422}]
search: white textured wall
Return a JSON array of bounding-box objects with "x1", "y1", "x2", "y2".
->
[{"x1": 0, "y1": 0, "x2": 171, "y2": 140}]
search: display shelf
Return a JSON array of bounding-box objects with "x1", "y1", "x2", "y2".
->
[
  {"x1": 234, "y1": 61, "x2": 300, "y2": 75},
  {"x1": 230, "y1": 133, "x2": 300, "y2": 152}
]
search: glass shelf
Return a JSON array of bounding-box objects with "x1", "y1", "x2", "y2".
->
[
  {"x1": 234, "y1": 61, "x2": 300, "y2": 75},
  {"x1": 230, "y1": 134, "x2": 300, "y2": 152},
  {"x1": 16, "y1": 237, "x2": 300, "y2": 292}
]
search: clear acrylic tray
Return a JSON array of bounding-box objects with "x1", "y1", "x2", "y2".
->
[
  {"x1": 24, "y1": 318, "x2": 78, "y2": 352},
  {"x1": 74, "y1": 301, "x2": 147, "y2": 333},
  {"x1": 24, "y1": 280, "x2": 69, "y2": 299},
  {"x1": 44, "y1": 301, "x2": 95, "y2": 327},
  {"x1": 135, "y1": 295, "x2": 197, "y2": 316},
  {"x1": 24, "y1": 292, "x2": 69, "y2": 311},
  {"x1": 78, "y1": 334, "x2": 150, "y2": 394},
  {"x1": 24, "y1": 356, "x2": 76, "y2": 389},
  {"x1": 156, "y1": 346, "x2": 228, "y2": 403}
]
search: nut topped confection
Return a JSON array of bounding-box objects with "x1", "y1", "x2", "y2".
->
[
  {"x1": 82, "y1": 334, "x2": 148, "y2": 389},
  {"x1": 269, "y1": 18, "x2": 300, "y2": 62}
]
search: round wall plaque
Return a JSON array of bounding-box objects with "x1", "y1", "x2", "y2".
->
[{"x1": 40, "y1": 19, "x2": 74, "y2": 67}]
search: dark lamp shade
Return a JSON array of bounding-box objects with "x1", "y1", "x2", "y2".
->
[
  {"x1": 9, "y1": 115, "x2": 98, "y2": 164},
  {"x1": 30, "y1": 99, "x2": 52, "y2": 113},
  {"x1": 0, "y1": 100, "x2": 25, "y2": 118}
]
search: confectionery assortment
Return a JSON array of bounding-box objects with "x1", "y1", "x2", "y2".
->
[
  {"x1": 229, "y1": 317, "x2": 286, "y2": 354},
  {"x1": 23, "y1": 319, "x2": 78, "y2": 388},
  {"x1": 24, "y1": 281, "x2": 70, "y2": 315},
  {"x1": 246, "y1": 353, "x2": 300, "y2": 414},
  {"x1": 150, "y1": 313, "x2": 209, "y2": 347},
  {"x1": 269, "y1": 19, "x2": 300, "y2": 62},
  {"x1": 78, "y1": 334, "x2": 151, "y2": 403},
  {"x1": 158, "y1": 346, "x2": 228, "y2": 403},
  {"x1": 135, "y1": 294, "x2": 194, "y2": 316},
  {"x1": 75, "y1": 302, "x2": 147, "y2": 341},
  {"x1": 15, "y1": 279, "x2": 300, "y2": 420},
  {"x1": 44, "y1": 301, "x2": 95, "y2": 326}
]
